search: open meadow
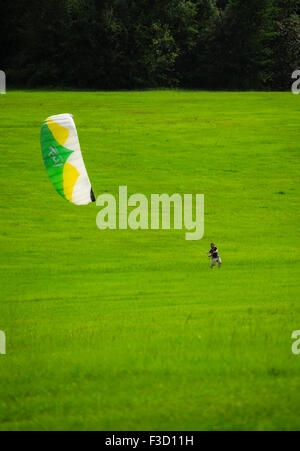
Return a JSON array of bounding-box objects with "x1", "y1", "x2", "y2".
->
[{"x1": 0, "y1": 90, "x2": 299, "y2": 430}]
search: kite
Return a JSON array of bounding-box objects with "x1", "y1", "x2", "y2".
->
[{"x1": 41, "y1": 114, "x2": 95, "y2": 205}]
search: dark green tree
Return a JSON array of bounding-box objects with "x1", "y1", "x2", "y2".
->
[{"x1": 1, "y1": 0, "x2": 299, "y2": 90}]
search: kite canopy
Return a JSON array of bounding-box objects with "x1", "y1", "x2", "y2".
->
[{"x1": 41, "y1": 114, "x2": 95, "y2": 205}]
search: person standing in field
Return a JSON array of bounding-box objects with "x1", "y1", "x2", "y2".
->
[{"x1": 208, "y1": 243, "x2": 222, "y2": 269}]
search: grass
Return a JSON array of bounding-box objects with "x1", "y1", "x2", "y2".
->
[{"x1": 0, "y1": 90, "x2": 299, "y2": 431}]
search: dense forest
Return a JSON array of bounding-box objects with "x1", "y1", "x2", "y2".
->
[{"x1": 1, "y1": 0, "x2": 300, "y2": 90}]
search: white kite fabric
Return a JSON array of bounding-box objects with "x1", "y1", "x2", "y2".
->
[{"x1": 41, "y1": 114, "x2": 95, "y2": 205}]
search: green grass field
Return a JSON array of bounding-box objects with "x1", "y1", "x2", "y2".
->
[{"x1": 0, "y1": 90, "x2": 299, "y2": 431}]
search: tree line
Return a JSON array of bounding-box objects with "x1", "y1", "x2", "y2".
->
[{"x1": 1, "y1": 0, "x2": 300, "y2": 90}]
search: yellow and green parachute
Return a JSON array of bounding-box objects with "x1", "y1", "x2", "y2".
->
[{"x1": 41, "y1": 114, "x2": 95, "y2": 205}]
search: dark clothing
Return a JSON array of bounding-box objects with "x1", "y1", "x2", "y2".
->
[{"x1": 209, "y1": 247, "x2": 219, "y2": 259}]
